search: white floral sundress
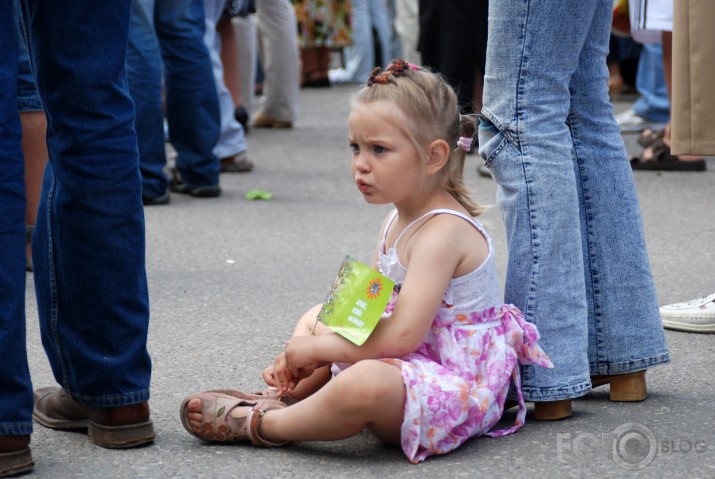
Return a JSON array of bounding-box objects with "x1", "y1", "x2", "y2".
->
[{"x1": 342, "y1": 209, "x2": 553, "y2": 463}]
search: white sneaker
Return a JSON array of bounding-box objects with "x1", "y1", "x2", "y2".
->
[
  {"x1": 660, "y1": 292, "x2": 715, "y2": 333},
  {"x1": 614, "y1": 109, "x2": 666, "y2": 133}
]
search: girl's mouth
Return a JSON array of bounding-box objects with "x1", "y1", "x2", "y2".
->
[{"x1": 356, "y1": 179, "x2": 371, "y2": 193}]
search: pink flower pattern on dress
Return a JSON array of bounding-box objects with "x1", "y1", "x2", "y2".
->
[
  {"x1": 374, "y1": 210, "x2": 553, "y2": 463},
  {"x1": 382, "y1": 305, "x2": 552, "y2": 463}
]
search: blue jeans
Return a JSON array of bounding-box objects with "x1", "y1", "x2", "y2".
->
[
  {"x1": 1, "y1": 0, "x2": 152, "y2": 436},
  {"x1": 127, "y1": 0, "x2": 221, "y2": 198},
  {"x1": 333, "y1": 0, "x2": 392, "y2": 83},
  {"x1": 15, "y1": 0, "x2": 41, "y2": 113},
  {"x1": 631, "y1": 42, "x2": 670, "y2": 124},
  {"x1": 203, "y1": 0, "x2": 247, "y2": 159},
  {"x1": 479, "y1": 0, "x2": 670, "y2": 401}
]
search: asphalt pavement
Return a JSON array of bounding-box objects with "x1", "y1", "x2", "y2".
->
[{"x1": 23, "y1": 85, "x2": 715, "y2": 478}]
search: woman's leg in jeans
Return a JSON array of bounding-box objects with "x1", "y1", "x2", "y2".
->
[
  {"x1": 481, "y1": 0, "x2": 669, "y2": 401},
  {"x1": 568, "y1": 0, "x2": 670, "y2": 375},
  {"x1": 22, "y1": 0, "x2": 152, "y2": 406},
  {"x1": 126, "y1": 0, "x2": 170, "y2": 200},
  {"x1": 481, "y1": 0, "x2": 599, "y2": 401}
]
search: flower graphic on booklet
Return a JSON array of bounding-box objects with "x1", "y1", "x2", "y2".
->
[
  {"x1": 317, "y1": 256, "x2": 396, "y2": 345},
  {"x1": 366, "y1": 277, "x2": 384, "y2": 299}
]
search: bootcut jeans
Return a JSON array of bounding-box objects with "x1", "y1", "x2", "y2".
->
[
  {"x1": 1, "y1": 0, "x2": 152, "y2": 436},
  {"x1": 478, "y1": 0, "x2": 670, "y2": 401}
]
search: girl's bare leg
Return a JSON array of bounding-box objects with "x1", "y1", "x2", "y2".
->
[
  {"x1": 259, "y1": 360, "x2": 405, "y2": 445},
  {"x1": 218, "y1": 15, "x2": 241, "y2": 108},
  {"x1": 187, "y1": 305, "x2": 404, "y2": 444},
  {"x1": 187, "y1": 359, "x2": 405, "y2": 445}
]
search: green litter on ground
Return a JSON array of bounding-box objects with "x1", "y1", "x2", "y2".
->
[{"x1": 245, "y1": 189, "x2": 273, "y2": 201}]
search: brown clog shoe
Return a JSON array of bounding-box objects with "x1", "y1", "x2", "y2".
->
[
  {"x1": 502, "y1": 398, "x2": 573, "y2": 421},
  {"x1": 32, "y1": 387, "x2": 154, "y2": 449},
  {"x1": 591, "y1": 370, "x2": 647, "y2": 402}
]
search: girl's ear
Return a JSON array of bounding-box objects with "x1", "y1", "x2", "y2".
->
[{"x1": 426, "y1": 139, "x2": 450, "y2": 175}]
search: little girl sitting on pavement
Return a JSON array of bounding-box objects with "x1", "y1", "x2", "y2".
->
[{"x1": 180, "y1": 59, "x2": 553, "y2": 463}]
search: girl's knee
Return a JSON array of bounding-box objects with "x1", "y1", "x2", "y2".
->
[{"x1": 331, "y1": 361, "x2": 404, "y2": 409}]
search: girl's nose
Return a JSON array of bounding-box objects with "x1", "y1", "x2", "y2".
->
[{"x1": 353, "y1": 153, "x2": 370, "y2": 172}]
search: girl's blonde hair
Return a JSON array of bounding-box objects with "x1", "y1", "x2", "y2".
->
[{"x1": 350, "y1": 59, "x2": 483, "y2": 217}]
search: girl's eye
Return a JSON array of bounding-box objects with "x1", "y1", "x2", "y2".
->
[
  {"x1": 349, "y1": 143, "x2": 359, "y2": 153},
  {"x1": 373, "y1": 145, "x2": 386, "y2": 154}
]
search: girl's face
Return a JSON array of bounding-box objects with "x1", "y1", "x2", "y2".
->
[{"x1": 348, "y1": 102, "x2": 425, "y2": 206}]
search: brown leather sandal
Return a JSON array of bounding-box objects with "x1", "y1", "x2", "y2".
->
[
  {"x1": 630, "y1": 139, "x2": 706, "y2": 171},
  {"x1": 206, "y1": 387, "x2": 297, "y2": 406},
  {"x1": 637, "y1": 127, "x2": 665, "y2": 148},
  {"x1": 179, "y1": 392, "x2": 287, "y2": 446}
]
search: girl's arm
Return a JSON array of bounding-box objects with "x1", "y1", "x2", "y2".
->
[{"x1": 276, "y1": 216, "x2": 477, "y2": 392}]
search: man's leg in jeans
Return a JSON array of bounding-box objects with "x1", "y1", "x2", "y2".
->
[
  {"x1": 0, "y1": 2, "x2": 34, "y2": 466},
  {"x1": 22, "y1": 0, "x2": 152, "y2": 415},
  {"x1": 155, "y1": 0, "x2": 221, "y2": 189},
  {"x1": 127, "y1": 0, "x2": 172, "y2": 202}
]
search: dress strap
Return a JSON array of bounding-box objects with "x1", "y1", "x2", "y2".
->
[
  {"x1": 389, "y1": 208, "x2": 481, "y2": 250},
  {"x1": 381, "y1": 209, "x2": 399, "y2": 245}
]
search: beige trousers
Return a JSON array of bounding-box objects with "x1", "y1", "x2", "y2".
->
[{"x1": 671, "y1": 0, "x2": 715, "y2": 155}]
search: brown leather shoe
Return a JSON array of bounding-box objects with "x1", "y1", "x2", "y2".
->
[
  {"x1": 251, "y1": 110, "x2": 292, "y2": 129},
  {"x1": 0, "y1": 434, "x2": 33, "y2": 477},
  {"x1": 32, "y1": 387, "x2": 154, "y2": 449},
  {"x1": 220, "y1": 152, "x2": 254, "y2": 173}
]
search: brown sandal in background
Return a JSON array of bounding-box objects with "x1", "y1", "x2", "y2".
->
[
  {"x1": 630, "y1": 139, "x2": 707, "y2": 171},
  {"x1": 637, "y1": 127, "x2": 665, "y2": 148}
]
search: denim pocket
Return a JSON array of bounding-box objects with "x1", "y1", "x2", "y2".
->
[{"x1": 477, "y1": 117, "x2": 509, "y2": 167}]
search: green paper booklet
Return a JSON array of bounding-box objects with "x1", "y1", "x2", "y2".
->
[{"x1": 317, "y1": 255, "x2": 396, "y2": 346}]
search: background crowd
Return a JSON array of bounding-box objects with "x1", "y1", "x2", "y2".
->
[{"x1": 2, "y1": 0, "x2": 713, "y2": 476}]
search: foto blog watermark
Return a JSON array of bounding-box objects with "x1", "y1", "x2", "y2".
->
[{"x1": 556, "y1": 422, "x2": 708, "y2": 471}]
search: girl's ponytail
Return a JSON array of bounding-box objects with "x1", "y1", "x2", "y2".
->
[{"x1": 441, "y1": 114, "x2": 483, "y2": 217}]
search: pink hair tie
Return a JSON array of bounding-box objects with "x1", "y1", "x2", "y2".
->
[
  {"x1": 457, "y1": 136, "x2": 473, "y2": 152},
  {"x1": 407, "y1": 62, "x2": 420, "y2": 71}
]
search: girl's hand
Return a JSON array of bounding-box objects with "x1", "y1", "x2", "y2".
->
[
  {"x1": 272, "y1": 352, "x2": 298, "y2": 396},
  {"x1": 261, "y1": 365, "x2": 277, "y2": 387},
  {"x1": 283, "y1": 335, "x2": 325, "y2": 382}
]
